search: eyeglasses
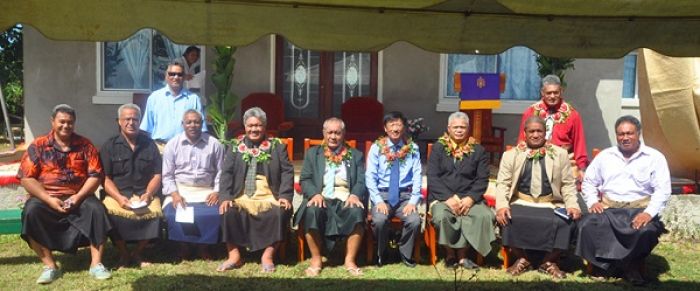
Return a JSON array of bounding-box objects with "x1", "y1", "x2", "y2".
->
[{"x1": 167, "y1": 72, "x2": 184, "y2": 77}]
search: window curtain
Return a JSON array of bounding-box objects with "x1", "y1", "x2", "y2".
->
[
  {"x1": 163, "y1": 38, "x2": 187, "y2": 62},
  {"x1": 498, "y1": 47, "x2": 540, "y2": 100},
  {"x1": 120, "y1": 30, "x2": 150, "y2": 89}
]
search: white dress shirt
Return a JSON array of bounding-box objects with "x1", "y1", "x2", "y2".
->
[{"x1": 582, "y1": 143, "x2": 671, "y2": 217}]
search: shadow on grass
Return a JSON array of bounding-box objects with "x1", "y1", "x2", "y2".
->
[
  {"x1": 0, "y1": 255, "x2": 37, "y2": 265},
  {"x1": 131, "y1": 274, "x2": 700, "y2": 291}
]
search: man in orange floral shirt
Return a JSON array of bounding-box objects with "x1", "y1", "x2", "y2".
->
[
  {"x1": 518, "y1": 75, "x2": 588, "y2": 178},
  {"x1": 18, "y1": 104, "x2": 112, "y2": 284}
]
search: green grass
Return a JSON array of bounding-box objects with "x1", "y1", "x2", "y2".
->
[{"x1": 0, "y1": 234, "x2": 698, "y2": 290}]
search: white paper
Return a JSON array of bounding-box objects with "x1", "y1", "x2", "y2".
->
[
  {"x1": 175, "y1": 206, "x2": 195, "y2": 223},
  {"x1": 130, "y1": 200, "x2": 147, "y2": 209}
]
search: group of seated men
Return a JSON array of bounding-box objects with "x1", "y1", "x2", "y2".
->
[{"x1": 18, "y1": 68, "x2": 670, "y2": 287}]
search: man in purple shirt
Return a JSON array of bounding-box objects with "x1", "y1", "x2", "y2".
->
[{"x1": 161, "y1": 109, "x2": 224, "y2": 260}]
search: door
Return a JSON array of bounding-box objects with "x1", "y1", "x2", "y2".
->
[{"x1": 275, "y1": 37, "x2": 377, "y2": 157}]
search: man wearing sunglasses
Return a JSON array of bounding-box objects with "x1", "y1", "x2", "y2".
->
[{"x1": 140, "y1": 61, "x2": 207, "y2": 148}]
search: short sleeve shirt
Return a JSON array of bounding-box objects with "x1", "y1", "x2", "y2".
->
[
  {"x1": 100, "y1": 131, "x2": 162, "y2": 197},
  {"x1": 17, "y1": 131, "x2": 103, "y2": 197}
]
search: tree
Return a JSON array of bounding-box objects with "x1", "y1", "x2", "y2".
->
[{"x1": 0, "y1": 24, "x2": 23, "y2": 120}]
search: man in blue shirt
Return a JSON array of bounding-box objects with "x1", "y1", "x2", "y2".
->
[
  {"x1": 140, "y1": 61, "x2": 206, "y2": 143},
  {"x1": 366, "y1": 111, "x2": 422, "y2": 267}
]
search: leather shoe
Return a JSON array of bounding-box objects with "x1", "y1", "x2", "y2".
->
[
  {"x1": 506, "y1": 257, "x2": 531, "y2": 276},
  {"x1": 400, "y1": 255, "x2": 417, "y2": 268},
  {"x1": 376, "y1": 255, "x2": 385, "y2": 267},
  {"x1": 623, "y1": 266, "x2": 646, "y2": 286},
  {"x1": 538, "y1": 262, "x2": 567, "y2": 279}
]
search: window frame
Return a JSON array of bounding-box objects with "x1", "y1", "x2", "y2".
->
[{"x1": 621, "y1": 50, "x2": 639, "y2": 109}]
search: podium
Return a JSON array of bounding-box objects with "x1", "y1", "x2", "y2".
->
[{"x1": 455, "y1": 73, "x2": 506, "y2": 163}]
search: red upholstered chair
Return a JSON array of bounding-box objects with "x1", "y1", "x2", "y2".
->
[
  {"x1": 342, "y1": 97, "x2": 384, "y2": 152},
  {"x1": 229, "y1": 92, "x2": 294, "y2": 137}
]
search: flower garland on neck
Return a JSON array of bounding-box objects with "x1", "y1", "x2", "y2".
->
[
  {"x1": 532, "y1": 100, "x2": 573, "y2": 124},
  {"x1": 229, "y1": 135, "x2": 282, "y2": 163},
  {"x1": 375, "y1": 136, "x2": 416, "y2": 166},
  {"x1": 323, "y1": 142, "x2": 353, "y2": 166},
  {"x1": 437, "y1": 133, "x2": 476, "y2": 160},
  {"x1": 516, "y1": 141, "x2": 555, "y2": 160}
]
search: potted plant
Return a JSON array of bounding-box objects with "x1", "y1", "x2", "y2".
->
[{"x1": 535, "y1": 55, "x2": 575, "y2": 86}]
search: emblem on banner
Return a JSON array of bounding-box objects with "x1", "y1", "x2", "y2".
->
[{"x1": 476, "y1": 76, "x2": 486, "y2": 89}]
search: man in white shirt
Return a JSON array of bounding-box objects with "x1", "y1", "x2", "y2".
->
[{"x1": 576, "y1": 115, "x2": 671, "y2": 286}]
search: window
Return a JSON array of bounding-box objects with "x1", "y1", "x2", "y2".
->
[
  {"x1": 622, "y1": 52, "x2": 637, "y2": 99},
  {"x1": 94, "y1": 29, "x2": 203, "y2": 104},
  {"x1": 438, "y1": 46, "x2": 541, "y2": 113}
]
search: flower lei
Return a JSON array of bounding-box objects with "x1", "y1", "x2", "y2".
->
[
  {"x1": 323, "y1": 142, "x2": 353, "y2": 166},
  {"x1": 375, "y1": 136, "x2": 416, "y2": 166},
  {"x1": 229, "y1": 135, "x2": 282, "y2": 163},
  {"x1": 532, "y1": 100, "x2": 573, "y2": 124},
  {"x1": 516, "y1": 141, "x2": 555, "y2": 160},
  {"x1": 437, "y1": 133, "x2": 476, "y2": 160}
]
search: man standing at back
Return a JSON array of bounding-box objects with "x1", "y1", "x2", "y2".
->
[
  {"x1": 518, "y1": 75, "x2": 588, "y2": 179},
  {"x1": 140, "y1": 61, "x2": 206, "y2": 146}
]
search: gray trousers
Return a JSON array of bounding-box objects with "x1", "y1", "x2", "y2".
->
[{"x1": 371, "y1": 199, "x2": 421, "y2": 260}]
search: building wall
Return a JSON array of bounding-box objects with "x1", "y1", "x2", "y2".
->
[
  {"x1": 23, "y1": 28, "x2": 272, "y2": 147},
  {"x1": 380, "y1": 42, "x2": 636, "y2": 156},
  {"x1": 23, "y1": 26, "x2": 116, "y2": 145},
  {"x1": 24, "y1": 28, "x2": 634, "y2": 155}
]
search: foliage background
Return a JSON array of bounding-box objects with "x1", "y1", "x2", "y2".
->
[{"x1": 0, "y1": 24, "x2": 22, "y2": 123}]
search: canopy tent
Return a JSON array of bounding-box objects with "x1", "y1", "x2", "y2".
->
[
  {"x1": 638, "y1": 50, "x2": 700, "y2": 179},
  {"x1": 3, "y1": 0, "x2": 700, "y2": 58},
  {"x1": 2, "y1": 0, "x2": 700, "y2": 177}
]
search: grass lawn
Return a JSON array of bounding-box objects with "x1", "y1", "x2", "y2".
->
[{"x1": 0, "y1": 234, "x2": 698, "y2": 290}]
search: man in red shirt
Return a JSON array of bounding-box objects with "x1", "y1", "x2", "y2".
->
[
  {"x1": 18, "y1": 104, "x2": 112, "y2": 284},
  {"x1": 518, "y1": 75, "x2": 589, "y2": 178}
]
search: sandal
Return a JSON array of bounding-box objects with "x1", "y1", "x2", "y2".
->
[
  {"x1": 261, "y1": 263, "x2": 276, "y2": 273},
  {"x1": 216, "y1": 261, "x2": 243, "y2": 272},
  {"x1": 304, "y1": 266, "x2": 322, "y2": 277},
  {"x1": 346, "y1": 267, "x2": 363, "y2": 276},
  {"x1": 116, "y1": 257, "x2": 131, "y2": 269},
  {"x1": 538, "y1": 262, "x2": 567, "y2": 279},
  {"x1": 443, "y1": 257, "x2": 458, "y2": 269},
  {"x1": 132, "y1": 255, "x2": 152, "y2": 268},
  {"x1": 459, "y1": 258, "x2": 479, "y2": 269},
  {"x1": 506, "y1": 258, "x2": 532, "y2": 276}
]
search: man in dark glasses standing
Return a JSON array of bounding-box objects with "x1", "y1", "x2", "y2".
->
[{"x1": 140, "y1": 61, "x2": 207, "y2": 149}]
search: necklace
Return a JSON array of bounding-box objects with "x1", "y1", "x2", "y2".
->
[
  {"x1": 437, "y1": 133, "x2": 476, "y2": 160},
  {"x1": 323, "y1": 143, "x2": 352, "y2": 166}
]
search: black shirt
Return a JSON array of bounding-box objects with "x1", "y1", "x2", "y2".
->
[{"x1": 100, "y1": 131, "x2": 162, "y2": 197}]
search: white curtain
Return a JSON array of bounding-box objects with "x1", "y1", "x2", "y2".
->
[
  {"x1": 163, "y1": 38, "x2": 187, "y2": 61},
  {"x1": 498, "y1": 47, "x2": 540, "y2": 100},
  {"x1": 120, "y1": 30, "x2": 150, "y2": 89}
]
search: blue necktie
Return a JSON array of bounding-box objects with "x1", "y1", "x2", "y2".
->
[{"x1": 388, "y1": 145, "x2": 401, "y2": 207}]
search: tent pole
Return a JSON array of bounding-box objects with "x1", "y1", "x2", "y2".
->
[{"x1": 0, "y1": 82, "x2": 16, "y2": 150}]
